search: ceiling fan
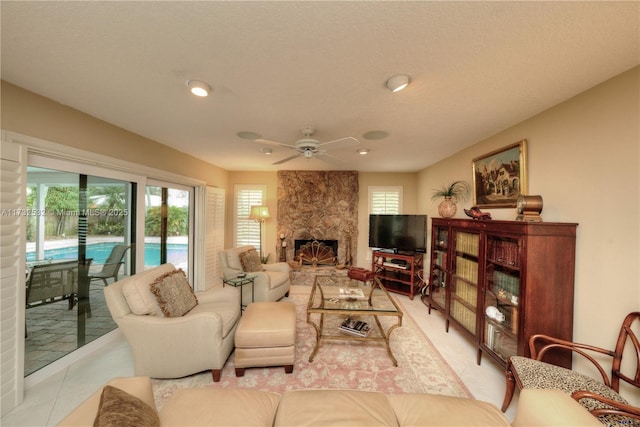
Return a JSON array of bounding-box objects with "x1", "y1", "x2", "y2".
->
[{"x1": 254, "y1": 127, "x2": 359, "y2": 165}]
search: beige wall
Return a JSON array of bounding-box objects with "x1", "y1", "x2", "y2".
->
[
  {"x1": 356, "y1": 172, "x2": 419, "y2": 267},
  {"x1": 1, "y1": 81, "x2": 229, "y2": 187},
  {"x1": 225, "y1": 171, "x2": 418, "y2": 267},
  {"x1": 226, "y1": 171, "x2": 279, "y2": 254},
  {"x1": 418, "y1": 67, "x2": 639, "y2": 400},
  {"x1": 3, "y1": 67, "x2": 638, "y2": 401}
]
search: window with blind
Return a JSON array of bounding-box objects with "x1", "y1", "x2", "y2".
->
[
  {"x1": 367, "y1": 186, "x2": 403, "y2": 257},
  {"x1": 234, "y1": 185, "x2": 265, "y2": 251},
  {"x1": 369, "y1": 186, "x2": 403, "y2": 214}
]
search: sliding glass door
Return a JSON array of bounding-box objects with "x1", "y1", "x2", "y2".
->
[
  {"x1": 144, "y1": 183, "x2": 192, "y2": 276},
  {"x1": 25, "y1": 166, "x2": 135, "y2": 376}
]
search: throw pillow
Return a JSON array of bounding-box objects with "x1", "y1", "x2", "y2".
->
[
  {"x1": 94, "y1": 385, "x2": 160, "y2": 427},
  {"x1": 150, "y1": 269, "x2": 198, "y2": 317},
  {"x1": 122, "y1": 278, "x2": 165, "y2": 317},
  {"x1": 239, "y1": 249, "x2": 263, "y2": 272}
]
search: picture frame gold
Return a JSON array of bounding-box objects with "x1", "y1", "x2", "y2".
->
[{"x1": 472, "y1": 140, "x2": 528, "y2": 208}]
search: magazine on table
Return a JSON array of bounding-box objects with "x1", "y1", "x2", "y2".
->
[
  {"x1": 339, "y1": 318, "x2": 371, "y2": 337},
  {"x1": 339, "y1": 287, "x2": 366, "y2": 299}
]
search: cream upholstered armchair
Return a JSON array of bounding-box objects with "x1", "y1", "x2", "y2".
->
[
  {"x1": 103, "y1": 263, "x2": 241, "y2": 382},
  {"x1": 219, "y1": 245, "x2": 290, "y2": 307}
]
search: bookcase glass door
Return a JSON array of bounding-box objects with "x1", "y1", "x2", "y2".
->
[
  {"x1": 451, "y1": 231, "x2": 479, "y2": 334},
  {"x1": 483, "y1": 235, "x2": 521, "y2": 363},
  {"x1": 429, "y1": 225, "x2": 449, "y2": 310}
]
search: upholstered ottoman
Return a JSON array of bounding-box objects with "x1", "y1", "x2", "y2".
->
[{"x1": 234, "y1": 301, "x2": 296, "y2": 376}]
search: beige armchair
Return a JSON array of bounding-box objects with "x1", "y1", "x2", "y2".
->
[
  {"x1": 103, "y1": 263, "x2": 241, "y2": 382},
  {"x1": 219, "y1": 245, "x2": 290, "y2": 306}
]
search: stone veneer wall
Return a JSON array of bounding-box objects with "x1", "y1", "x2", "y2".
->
[{"x1": 277, "y1": 170, "x2": 358, "y2": 265}]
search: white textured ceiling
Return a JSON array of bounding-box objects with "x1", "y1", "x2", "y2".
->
[{"x1": 2, "y1": 1, "x2": 638, "y2": 172}]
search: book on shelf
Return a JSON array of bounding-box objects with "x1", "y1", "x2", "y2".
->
[
  {"x1": 339, "y1": 318, "x2": 371, "y2": 337},
  {"x1": 339, "y1": 288, "x2": 366, "y2": 299}
]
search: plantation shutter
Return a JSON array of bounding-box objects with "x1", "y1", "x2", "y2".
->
[
  {"x1": 0, "y1": 139, "x2": 26, "y2": 415},
  {"x1": 370, "y1": 187, "x2": 402, "y2": 214},
  {"x1": 204, "y1": 186, "x2": 225, "y2": 290},
  {"x1": 234, "y1": 185, "x2": 264, "y2": 250}
]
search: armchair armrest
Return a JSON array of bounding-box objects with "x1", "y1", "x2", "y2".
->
[
  {"x1": 263, "y1": 262, "x2": 290, "y2": 274},
  {"x1": 196, "y1": 286, "x2": 239, "y2": 305},
  {"x1": 119, "y1": 311, "x2": 227, "y2": 343},
  {"x1": 572, "y1": 390, "x2": 640, "y2": 420},
  {"x1": 529, "y1": 334, "x2": 615, "y2": 386},
  {"x1": 221, "y1": 266, "x2": 243, "y2": 279}
]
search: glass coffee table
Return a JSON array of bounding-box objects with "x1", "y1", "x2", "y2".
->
[{"x1": 306, "y1": 275, "x2": 403, "y2": 366}]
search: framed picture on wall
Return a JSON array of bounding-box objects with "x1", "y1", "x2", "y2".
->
[{"x1": 472, "y1": 140, "x2": 528, "y2": 208}]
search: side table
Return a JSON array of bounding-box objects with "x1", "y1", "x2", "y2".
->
[{"x1": 223, "y1": 275, "x2": 256, "y2": 312}]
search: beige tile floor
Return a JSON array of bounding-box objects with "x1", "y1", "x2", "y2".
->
[{"x1": 2, "y1": 285, "x2": 518, "y2": 426}]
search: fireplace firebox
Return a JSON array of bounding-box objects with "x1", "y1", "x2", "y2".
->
[{"x1": 294, "y1": 239, "x2": 338, "y2": 266}]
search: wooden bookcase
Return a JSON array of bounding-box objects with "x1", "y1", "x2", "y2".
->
[
  {"x1": 372, "y1": 251, "x2": 425, "y2": 300},
  {"x1": 427, "y1": 218, "x2": 577, "y2": 368}
]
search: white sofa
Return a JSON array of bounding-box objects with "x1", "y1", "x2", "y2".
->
[
  {"x1": 219, "y1": 245, "x2": 291, "y2": 306},
  {"x1": 103, "y1": 263, "x2": 241, "y2": 381}
]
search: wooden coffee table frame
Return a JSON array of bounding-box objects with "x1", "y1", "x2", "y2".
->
[{"x1": 306, "y1": 275, "x2": 403, "y2": 366}]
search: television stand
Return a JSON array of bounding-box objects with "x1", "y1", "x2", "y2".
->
[{"x1": 372, "y1": 251, "x2": 425, "y2": 300}]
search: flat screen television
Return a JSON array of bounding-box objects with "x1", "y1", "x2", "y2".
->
[{"x1": 368, "y1": 214, "x2": 427, "y2": 254}]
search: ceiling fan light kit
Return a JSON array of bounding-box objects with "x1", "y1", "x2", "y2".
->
[
  {"x1": 186, "y1": 80, "x2": 211, "y2": 97},
  {"x1": 386, "y1": 74, "x2": 410, "y2": 92}
]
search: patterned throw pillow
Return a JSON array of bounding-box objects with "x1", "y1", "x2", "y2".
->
[
  {"x1": 150, "y1": 269, "x2": 198, "y2": 317},
  {"x1": 239, "y1": 249, "x2": 263, "y2": 272},
  {"x1": 94, "y1": 385, "x2": 160, "y2": 427}
]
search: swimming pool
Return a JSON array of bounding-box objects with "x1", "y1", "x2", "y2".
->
[{"x1": 26, "y1": 242, "x2": 188, "y2": 266}]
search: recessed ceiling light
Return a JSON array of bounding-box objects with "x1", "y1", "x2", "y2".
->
[
  {"x1": 358, "y1": 148, "x2": 370, "y2": 155},
  {"x1": 386, "y1": 74, "x2": 410, "y2": 92},
  {"x1": 186, "y1": 80, "x2": 211, "y2": 97},
  {"x1": 262, "y1": 148, "x2": 273, "y2": 155}
]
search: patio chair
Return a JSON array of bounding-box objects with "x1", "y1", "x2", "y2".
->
[
  {"x1": 26, "y1": 259, "x2": 80, "y2": 309},
  {"x1": 89, "y1": 244, "x2": 130, "y2": 285}
]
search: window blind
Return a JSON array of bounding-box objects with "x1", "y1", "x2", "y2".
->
[
  {"x1": 235, "y1": 186, "x2": 264, "y2": 250},
  {"x1": 370, "y1": 187, "x2": 402, "y2": 214}
]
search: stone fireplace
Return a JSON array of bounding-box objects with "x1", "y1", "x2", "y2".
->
[{"x1": 277, "y1": 170, "x2": 358, "y2": 266}]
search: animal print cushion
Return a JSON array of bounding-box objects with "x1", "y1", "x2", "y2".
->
[
  {"x1": 239, "y1": 249, "x2": 263, "y2": 272},
  {"x1": 149, "y1": 269, "x2": 198, "y2": 317},
  {"x1": 510, "y1": 356, "x2": 638, "y2": 426}
]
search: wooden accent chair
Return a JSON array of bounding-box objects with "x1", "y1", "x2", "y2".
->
[
  {"x1": 502, "y1": 312, "x2": 640, "y2": 426},
  {"x1": 89, "y1": 244, "x2": 130, "y2": 285}
]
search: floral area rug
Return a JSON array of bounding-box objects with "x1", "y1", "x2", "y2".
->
[{"x1": 152, "y1": 288, "x2": 472, "y2": 409}]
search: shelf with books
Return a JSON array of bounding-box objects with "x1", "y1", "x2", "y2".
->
[
  {"x1": 427, "y1": 218, "x2": 577, "y2": 369},
  {"x1": 339, "y1": 318, "x2": 371, "y2": 337}
]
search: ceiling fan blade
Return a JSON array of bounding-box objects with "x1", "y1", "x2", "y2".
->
[
  {"x1": 318, "y1": 136, "x2": 359, "y2": 148},
  {"x1": 315, "y1": 152, "x2": 343, "y2": 164},
  {"x1": 255, "y1": 138, "x2": 296, "y2": 149},
  {"x1": 272, "y1": 154, "x2": 301, "y2": 165}
]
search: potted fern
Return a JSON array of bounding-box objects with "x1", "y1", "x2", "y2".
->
[{"x1": 431, "y1": 181, "x2": 470, "y2": 218}]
